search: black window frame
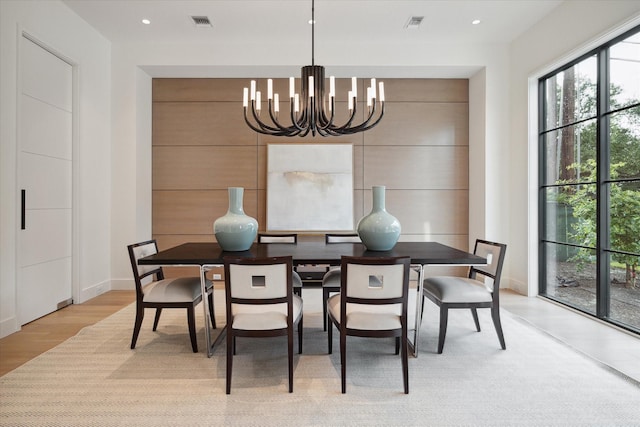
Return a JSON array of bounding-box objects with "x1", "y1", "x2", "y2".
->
[{"x1": 538, "y1": 24, "x2": 640, "y2": 334}]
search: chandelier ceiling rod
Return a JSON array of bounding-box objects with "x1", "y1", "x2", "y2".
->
[{"x1": 242, "y1": 0, "x2": 385, "y2": 137}]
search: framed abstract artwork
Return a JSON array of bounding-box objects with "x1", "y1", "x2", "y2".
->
[{"x1": 267, "y1": 144, "x2": 353, "y2": 231}]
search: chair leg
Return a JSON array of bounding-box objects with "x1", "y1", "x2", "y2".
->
[
  {"x1": 401, "y1": 330, "x2": 409, "y2": 394},
  {"x1": 340, "y1": 331, "x2": 347, "y2": 394},
  {"x1": 226, "y1": 328, "x2": 233, "y2": 394},
  {"x1": 437, "y1": 307, "x2": 449, "y2": 354},
  {"x1": 471, "y1": 308, "x2": 481, "y2": 332},
  {"x1": 187, "y1": 307, "x2": 198, "y2": 353},
  {"x1": 491, "y1": 306, "x2": 506, "y2": 350},
  {"x1": 208, "y1": 292, "x2": 216, "y2": 329},
  {"x1": 288, "y1": 327, "x2": 294, "y2": 393},
  {"x1": 323, "y1": 288, "x2": 329, "y2": 331},
  {"x1": 327, "y1": 314, "x2": 333, "y2": 354},
  {"x1": 130, "y1": 305, "x2": 144, "y2": 349},
  {"x1": 298, "y1": 315, "x2": 303, "y2": 354},
  {"x1": 395, "y1": 336, "x2": 400, "y2": 355},
  {"x1": 152, "y1": 308, "x2": 162, "y2": 331}
]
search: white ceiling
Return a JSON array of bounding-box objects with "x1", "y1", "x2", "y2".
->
[{"x1": 62, "y1": 0, "x2": 563, "y2": 46}]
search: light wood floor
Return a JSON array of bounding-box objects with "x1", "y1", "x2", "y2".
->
[{"x1": 0, "y1": 290, "x2": 135, "y2": 377}]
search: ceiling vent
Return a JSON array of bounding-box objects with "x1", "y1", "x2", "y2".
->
[
  {"x1": 404, "y1": 16, "x2": 424, "y2": 30},
  {"x1": 190, "y1": 15, "x2": 212, "y2": 27}
]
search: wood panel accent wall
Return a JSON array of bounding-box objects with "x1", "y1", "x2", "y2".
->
[{"x1": 152, "y1": 78, "x2": 469, "y2": 268}]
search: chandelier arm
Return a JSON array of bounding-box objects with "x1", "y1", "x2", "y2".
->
[
  {"x1": 347, "y1": 99, "x2": 380, "y2": 131},
  {"x1": 335, "y1": 102, "x2": 385, "y2": 134},
  {"x1": 316, "y1": 97, "x2": 336, "y2": 130},
  {"x1": 324, "y1": 96, "x2": 359, "y2": 132},
  {"x1": 266, "y1": 99, "x2": 300, "y2": 134},
  {"x1": 244, "y1": 107, "x2": 293, "y2": 136},
  {"x1": 343, "y1": 101, "x2": 385, "y2": 133},
  {"x1": 289, "y1": 99, "x2": 310, "y2": 133},
  {"x1": 249, "y1": 100, "x2": 287, "y2": 133}
]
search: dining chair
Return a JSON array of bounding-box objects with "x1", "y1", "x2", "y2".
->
[
  {"x1": 223, "y1": 255, "x2": 303, "y2": 394},
  {"x1": 327, "y1": 255, "x2": 411, "y2": 394},
  {"x1": 422, "y1": 239, "x2": 507, "y2": 353},
  {"x1": 321, "y1": 233, "x2": 362, "y2": 331},
  {"x1": 127, "y1": 239, "x2": 215, "y2": 353},
  {"x1": 257, "y1": 233, "x2": 304, "y2": 296}
]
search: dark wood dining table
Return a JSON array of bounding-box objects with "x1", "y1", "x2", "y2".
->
[{"x1": 138, "y1": 239, "x2": 486, "y2": 357}]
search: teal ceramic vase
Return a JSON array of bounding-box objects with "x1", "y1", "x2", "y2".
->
[
  {"x1": 357, "y1": 185, "x2": 401, "y2": 251},
  {"x1": 213, "y1": 187, "x2": 258, "y2": 251}
]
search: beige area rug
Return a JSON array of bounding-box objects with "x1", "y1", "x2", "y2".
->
[{"x1": 1, "y1": 288, "x2": 639, "y2": 426}]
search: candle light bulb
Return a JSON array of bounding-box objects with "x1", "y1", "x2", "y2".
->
[{"x1": 243, "y1": 88, "x2": 248, "y2": 108}]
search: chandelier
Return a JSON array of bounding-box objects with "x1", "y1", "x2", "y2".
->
[{"x1": 242, "y1": 0, "x2": 385, "y2": 137}]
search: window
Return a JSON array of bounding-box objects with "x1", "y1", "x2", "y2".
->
[{"x1": 538, "y1": 26, "x2": 640, "y2": 333}]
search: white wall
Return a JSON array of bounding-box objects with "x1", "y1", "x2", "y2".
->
[
  {"x1": 0, "y1": 0, "x2": 111, "y2": 337},
  {"x1": 508, "y1": 1, "x2": 640, "y2": 295}
]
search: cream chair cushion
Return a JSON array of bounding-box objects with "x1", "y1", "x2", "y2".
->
[
  {"x1": 423, "y1": 276, "x2": 492, "y2": 303},
  {"x1": 232, "y1": 295, "x2": 303, "y2": 330},
  {"x1": 142, "y1": 277, "x2": 202, "y2": 303},
  {"x1": 327, "y1": 294, "x2": 402, "y2": 330}
]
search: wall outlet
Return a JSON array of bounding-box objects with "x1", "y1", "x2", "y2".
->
[{"x1": 213, "y1": 274, "x2": 222, "y2": 281}]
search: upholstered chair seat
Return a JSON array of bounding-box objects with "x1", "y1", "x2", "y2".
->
[
  {"x1": 142, "y1": 277, "x2": 202, "y2": 303},
  {"x1": 231, "y1": 295, "x2": 303, "y2": 330},
  {"x1": 422, "y1": 277, "x2": 493, "y2": 303}
]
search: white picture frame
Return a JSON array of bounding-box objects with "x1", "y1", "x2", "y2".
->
[{"x1": 267, "y1": 144, "x2": 353, "y2": 231}]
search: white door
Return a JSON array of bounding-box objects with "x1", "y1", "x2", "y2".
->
[{"x1": 18, "y1": 36, "x2": 73, "y2": 325}]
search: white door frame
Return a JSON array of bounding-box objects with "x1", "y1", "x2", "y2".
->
[{"x1": 16, "y1": 29, "x2": 80, "y2": 324}]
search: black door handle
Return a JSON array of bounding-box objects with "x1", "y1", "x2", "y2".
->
[{"x1": 21, "y1": 189, "x2": 26, "y2": 230}]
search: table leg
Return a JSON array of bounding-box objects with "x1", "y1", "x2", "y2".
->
[
  {"x1": 408, "y1": 264, "x2": 425, "y2": 357},
  {"x1": 200, "y1": 266, "x2": 213, "y2": 357}
]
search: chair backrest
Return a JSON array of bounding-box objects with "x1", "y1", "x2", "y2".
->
[
  {"x1": 469, "y1": 239, "x2": 507, "y2": 290},
  {"x1": 223, "y1": 256, "x2": 293, "y2": 304},
  {"x1": 127, "y1": 240, "x2": 164, "y2": 297},
  {"x1": 341, "y1": 256, "x2": 410, "y2": 305},
  {"x1": 325, "y1": 233, "x2": 360, "y2": 243},
  {"x1": 258, "y1": 233, "x2": 297, "y2": 244}
]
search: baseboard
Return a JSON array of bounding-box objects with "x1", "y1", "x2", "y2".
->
[
  {"x1": 110, "y1": 278, "x2": 135, "y2": 291},
  {"x1": 503, "y1": 277, "x2": 530, "y2": 296},
  {"x1": 0, "y1": 316, "x2": 19, "y2": 339}
]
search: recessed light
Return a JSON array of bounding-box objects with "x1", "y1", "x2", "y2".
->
[
  {"x1": 472, "y1": 19, "x2": 481, "y2": 25},
  {"x1": 141, "y1": 19, "x2": 151, "y2": 25}
]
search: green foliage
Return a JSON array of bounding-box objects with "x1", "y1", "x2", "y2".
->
[{"x1": 561, "y1": 161, "x2": 640, "y2": 285}]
